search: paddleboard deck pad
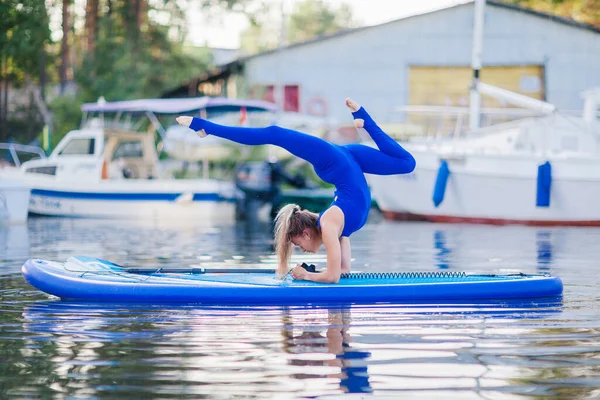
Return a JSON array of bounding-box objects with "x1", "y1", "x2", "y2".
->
[{"x1": 22, "y1": 256, "x2": 563, "y2": 304}]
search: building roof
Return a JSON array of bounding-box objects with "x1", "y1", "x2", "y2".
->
[
  {"x1": 228, "y1": 0, "x2": 600, "y2": 66},
  {"x1": 163, "y1": 0, "x2": 600, "y2": 98},
  {"x1": 82, "y1": 97, "x2": 277, "y2": 114}
]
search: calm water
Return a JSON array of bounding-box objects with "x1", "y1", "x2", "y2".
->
[{"x1": 1, "y1": 213, "x2": 600, "y2": 399}]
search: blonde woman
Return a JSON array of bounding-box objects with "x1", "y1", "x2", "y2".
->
[{"x1": 177, "y1": 98, "x2": 415, "y2": 283}]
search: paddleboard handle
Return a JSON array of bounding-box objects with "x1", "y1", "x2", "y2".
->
[
  {"x1": 123, "y1": 267, "x2": 277, "y2": 274},
  {"x1": 300, "y1": 263, "x2": 317, "y2": 273},
  {"x1": 120, "y1": 262, "x2": 318, "y2": 275}
]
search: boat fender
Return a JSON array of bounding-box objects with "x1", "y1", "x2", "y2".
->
[
  {"x1": 536, "y1": 161, "x2": 552, "y2": 207},
  {"x1": 101, "y1": 161, "x2": 109, "y2": 179},
  {"x1": 432, "y1": 160, "x2": 450, "y2": 207}
]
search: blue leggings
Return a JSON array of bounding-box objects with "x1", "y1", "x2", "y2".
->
[{"x1": 189, "y1": 107, "x2": 415, "y2": 236}]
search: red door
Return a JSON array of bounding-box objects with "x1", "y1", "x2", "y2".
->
[{"x1": 284, "y1": 85, "x2": 299, "y2": 112}]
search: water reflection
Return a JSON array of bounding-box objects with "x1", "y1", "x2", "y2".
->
[
  {"x1": 0, "y1": 217, "x2": 569, "y2": 277},
  {"x1": 0, "y1": 223, "x2": 30, "y2": 267},
  {"x1": 536, "y1": 231, "x2": 553, "y2": 272},
  {"x1": 281, "y1": 306, "x2": 372, "y2": 394},
  {"x1": 430, "y1": 227, "x2": 556, "y2": 273},
  {"x1": 4, "y1": 216, "x2": 600, "y2": 398},
  {"x1": 433, "y1": 230, "x2": 452, "y2": 270},
  {"x1": 13, "y1": 300, "x2": 568, "y2": 398}
]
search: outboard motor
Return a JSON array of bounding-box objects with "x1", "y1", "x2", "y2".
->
[
  {"x1": 235, "y1": 160, "x2": 308, "y2": 221},
  {"x1": 235, "y1": 161, "x2": 275, "y2": 221}
]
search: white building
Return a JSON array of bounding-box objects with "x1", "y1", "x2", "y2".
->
[{"x1": 167, "y1": 1, "x2": 600, "y2": 126}]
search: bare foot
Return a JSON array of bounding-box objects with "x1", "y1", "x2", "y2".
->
[
  {"x1": 345, "y1": 98, "x2": 361, "y2": 112},
  {"x1": 345, "y1": 98, "x2": 364, "y2": 128},
  {"x1": 176, "y1": 116, "x2": 206, "y2": 137},
  {"x1": 176, "y1": 116, "x2": 192, "y2": 127}
]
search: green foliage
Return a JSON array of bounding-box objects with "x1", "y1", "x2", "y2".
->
[
  {"x1": 240, "y1": 0, "x2": 355, "y2": 54},
  {"x1": 40, "y1": 0, "x2": 213, "y2": 146},
  {"x1": 6, "y1": 103, "x2": 45, "y2": 144},
  {"x1": 505, "y1": 0, "x2": 600, "y2": 27},
  {"x1": 287, "y1": 0, "x2": 355, "y2": 43},
  {"x1": 0, "y1": 0, "x2": 50, "y2": 142},
  {"x1": 75, "y1": 6, "x2": 211, "y2": 102},
  {"x1": 0, "y1": 0, "x2": 50, "y2": 77},
  {"x1": 48, "y1": 95, "x2": 83, "y2": 148}
]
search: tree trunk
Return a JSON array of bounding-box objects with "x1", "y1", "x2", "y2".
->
[
  {"x1": 40, "y1": 49, "x2": 46, "y2": 102},
  {"x1": 85, "y1": 0, "x2": 99, "y2": 53},
  {"x1": 26, "y1": 77, "x2": 52, "y2": 131},
  {"x1": 1, "y1": 58, "x2": 8, "y2": 143},
  {"x1": 127, "y1": 0, "x2": 146, "y2": 46},
  {"x1": 0, "y1": 56, "x2": 4, "y2": 142},
  {"x1": 136, "y1": 0, "x2": 146, "y2": 31},
  {"x1": 59, "y1": 0, "x2": 71, "y2": 95}
]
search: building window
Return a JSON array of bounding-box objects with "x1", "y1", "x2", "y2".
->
[
  {"x1": 264, "y1": 85, "x2": 275, "y2": 103},
  {"x1": 284, "y1": 85, "x2": 299, "y2": 112}
]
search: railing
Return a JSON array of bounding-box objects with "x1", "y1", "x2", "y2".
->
[
  {"x1": 0, "y1": 143, "x2": 47, "y2": 167},
  {"x1": 394, "y1": 105, "x2": 599, "y2": 140},
  {"x1": 394, "y1": 105, "x2": 547, "y2": 139}
]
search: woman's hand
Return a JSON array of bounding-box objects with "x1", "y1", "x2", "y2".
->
[{"x1": 290, "y1": 264, "x2": 310, "y2": 280}]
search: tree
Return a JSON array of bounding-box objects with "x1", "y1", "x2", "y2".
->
[
  {"x1": 0, "y1": 0, "x2": 50, "y2": 142},
  {"x1": 239, "y1": 0, "x2": 356, "y2": 54},
  {"x1": 59, "y1": 0, "x2": 71, "y2": 94},
  {"x1": 287, "y1": 0, "x2": 354, "y2": 44},
  {"x1": 85, "y1": 0, "x2": 99, "y2": 53},
  {"x1": 505, "y1": 0, "x2": 600, "y2": 27},
  {"x1": 75, "y1": 0, "x2": 211, "y2": 102},
  {"x1": 239, "y1": 1, "x2": 284, "y2": 53}
]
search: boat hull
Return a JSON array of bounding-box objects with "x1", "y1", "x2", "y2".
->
[
  {"x1": 369, "y1": 148, "x2": 600, "y2": 226},
  {"x1": 0, "y1": 180, "x2": 31, "y2": 223},
  {"x1": 26, "y1": 177, "x2": 238, "y2": 220}
]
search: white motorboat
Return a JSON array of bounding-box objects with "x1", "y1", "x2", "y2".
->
[
  {"x1": 9, "y1": 97, "x2": 277, "y2": 220},
  {"x1": 0, "y1": 143, "x2": 46, "y2": 224},
  {"x1": 0, "y1": 180, "x2": 31, "y2": 224}
]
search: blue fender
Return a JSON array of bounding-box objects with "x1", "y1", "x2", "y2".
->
[
  {"x1": 536, "y1": 161, "x2": 552, "y2": 207},
  {"x1": 433, "y1": 160, "x2": 450, "y2": 207}
]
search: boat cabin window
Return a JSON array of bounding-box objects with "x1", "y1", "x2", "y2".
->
[
  {"x1": 112, "y1": 141, "x2": 143, "y2": 159},
  {"x1": 59, "y1": 138, "x2": 96, "y2": 156},
  {"x1": 25, "y1": 166, "x2": 57, "y2": 175}
]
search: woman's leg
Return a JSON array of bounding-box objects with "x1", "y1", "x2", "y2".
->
[
  {"x1": 351, "y1": 106, "x2": 414, "y2": 160},
  {"x1": 344, "y1": 143, "x2": 415, "y2": 175},
  {"x1": 342, "y1": 99, "x2": 415, "y2": 175},
  {"x1": 185, "y1": 117, "x2": 338, "y2": 169}
]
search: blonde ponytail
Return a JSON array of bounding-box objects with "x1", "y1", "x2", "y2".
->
[
  {"x1": 274, "y1": 204, "x2": 299, "y2": 278},
  {"x1": 273, "y1": 204, "x2": 321, "y2": 279}
]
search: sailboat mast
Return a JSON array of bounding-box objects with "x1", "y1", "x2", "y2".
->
[{"x1": 469, "y1": 0, "x2": 486, "y2": 130}]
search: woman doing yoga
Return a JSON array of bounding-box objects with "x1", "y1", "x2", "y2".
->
[{"x1": 176, "y1": 98, "x2": 415, "y2": 284}]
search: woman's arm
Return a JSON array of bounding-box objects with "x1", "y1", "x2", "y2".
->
[
  {"x1": 340, "y1": 237, "x2": 352, "y2": 273},
  {"x1": 291, "y1": 207, "x2": 344, "y2": 283}
]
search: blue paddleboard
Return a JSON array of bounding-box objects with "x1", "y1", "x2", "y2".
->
[{"x1": 22, "y1": 256, "x2": 563, "y2": 304}]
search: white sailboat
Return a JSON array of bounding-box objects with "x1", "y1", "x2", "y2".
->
[{"x1": 368, "y1": 0, "x2": 600, "y2": 226}]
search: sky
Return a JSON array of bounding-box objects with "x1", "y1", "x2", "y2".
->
[{"x1": 186, "y1": 0, "x2": 468, "y2": 49}]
